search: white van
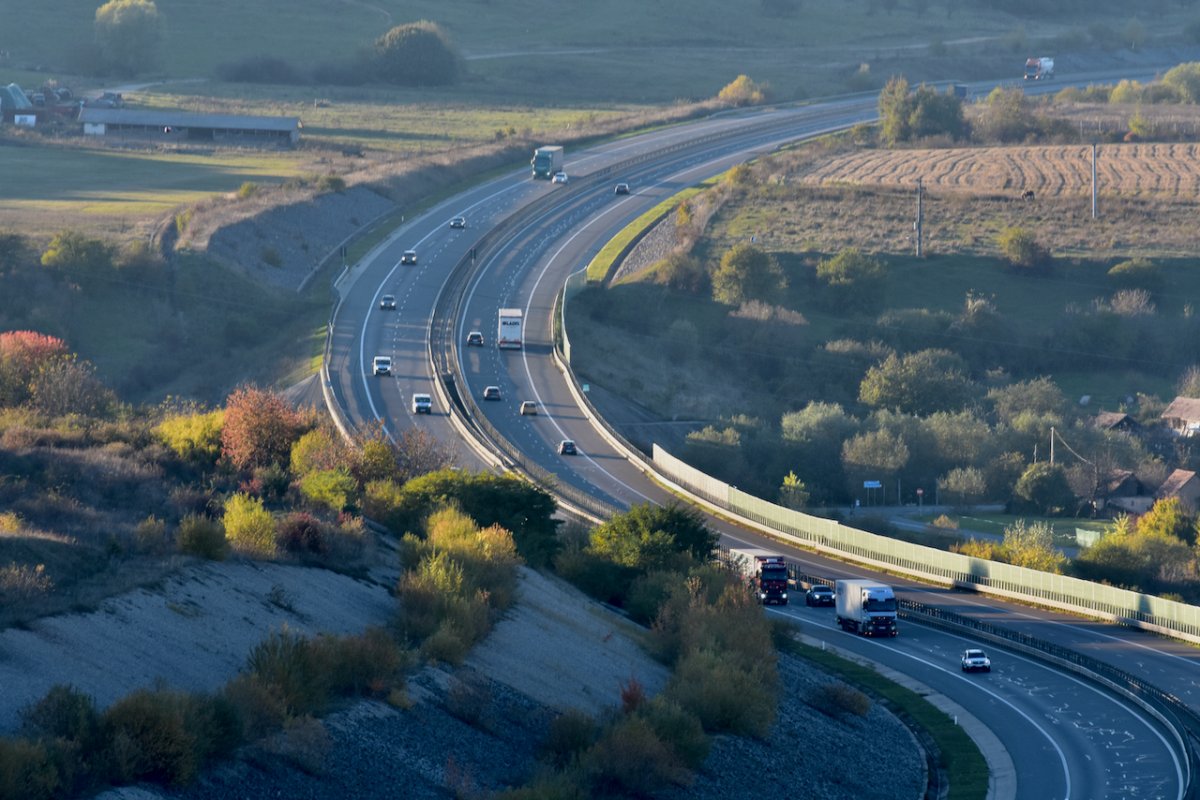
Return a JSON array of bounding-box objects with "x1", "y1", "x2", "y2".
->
[{"x1": 411, "y1": 393, "x2": 432, "y2": 414}]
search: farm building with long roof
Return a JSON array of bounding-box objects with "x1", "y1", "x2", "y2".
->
[{"x1": 79, "y1": 108, "x2": 300, "y2": 146}]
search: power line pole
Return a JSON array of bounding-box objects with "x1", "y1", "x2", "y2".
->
[
  {"x1": 1050, "y1": 426, "x2": 1055, "y2": 465},
  {"x1": 915, "y1": 178, "x2": 924, "y2": 258},
  {"x1": 1091, "y1": 144, "x2": 1098, "y2": 220}
]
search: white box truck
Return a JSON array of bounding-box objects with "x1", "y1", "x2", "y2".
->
[
  {"x1": 835, "y1": 579, "x2": 898, "y2": 637},
  {"x1": 497, "y1": 308, "x2": 523, "y2": 349},
  {"x1": 728, "y1": 548, "x2": 790, "y2": 605}
]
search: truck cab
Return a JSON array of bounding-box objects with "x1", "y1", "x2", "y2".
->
[{"x1": 729, "y1": 549, "x2": 790, "y2": 605}]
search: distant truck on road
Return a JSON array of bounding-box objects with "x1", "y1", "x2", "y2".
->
[
  {"x1": 729, "y1": 548, "x2": 790, "y2": 605},
  {"x1": 1024, "y1": 57, "x2": 1054, "y2": 80},
  {"x1": 835, "y1": 579, "x2": 898, "y2": 636},
  {"x1": 531, "y1": 145, "x2": 564, "y2": 180},
  {"x1": 497, "y1": 308, "x2": 523, "y2": 349}
]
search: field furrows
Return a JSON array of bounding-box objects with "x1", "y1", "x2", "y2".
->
[{"x1": 796, "y1": 144, "x2": 1200, "y2": 198}]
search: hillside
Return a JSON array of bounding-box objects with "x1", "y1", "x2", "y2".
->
[{"x1": 2, "y1": 557, "x2": 925, "y2": 800}]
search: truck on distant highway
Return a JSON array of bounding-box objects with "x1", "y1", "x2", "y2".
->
[
  {"x1": 1024, "y1": 57, "x2": 1054, "y2": 80},
  {"x1": 531, "y1": 145, "x2": 564, "y2": 180},
  {"x1": 729, "y1": 548, "x2": 790, "y2": 605},
  {"x1": 835, "y1": 579, "x2": 898, "y2": 636},
  {"x1": 497, "y1": 308, "x2": 523, "y2": 349}
]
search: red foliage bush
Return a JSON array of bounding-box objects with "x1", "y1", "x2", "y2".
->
[
  {"x1": 0, "y1": 331, "x2": 69, "y2": 406},
  {"x1": 220, "y1": 386, "x2": 303, "y2": 471}
]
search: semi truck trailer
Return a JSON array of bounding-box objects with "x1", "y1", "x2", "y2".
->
[{"x1": 497, "y1": 308, "x2": 523, "y2": 349}]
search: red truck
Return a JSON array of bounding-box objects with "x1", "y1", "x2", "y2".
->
[{"x1": 729, "y1": 548, "x2": 790, "y2": 605}]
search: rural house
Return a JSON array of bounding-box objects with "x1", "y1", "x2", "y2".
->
[
  {"x1": 1100, "y1": 469, "x2": 1153, "y2": 515},
  {"x1": 1093, "y1": 411, "x2": 1138, "y2": 433},
  {"x1": 1160, "y1": 396, "x2": 1200, "y2": 437},
  {"x1": 1156, "y1": 469, "x2": 1200, "y2": 514}
]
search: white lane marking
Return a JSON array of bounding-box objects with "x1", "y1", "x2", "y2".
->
[
  {"x1": 518, "y1": 212, "x2": 655, "y2": 504},
  {"x1": 357, "y1": 179, "x2": 544, "y2": 434},
  {"x1": 772, "y1": 605, "x2": 1076, "y2": 799}
]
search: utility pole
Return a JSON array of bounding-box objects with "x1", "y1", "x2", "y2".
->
[
  {"x1": 914, "y1": 178, "x2": 924, "y2": 258},
  {"x1": 1091, "y1": 144, "x2": 1098, "y2": 220},
  {"x1": 1050, "y1": 426, "x2": 1056, "y2": 465}
]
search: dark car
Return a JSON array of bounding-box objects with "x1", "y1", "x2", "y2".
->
[
  {"x1": 614, "y1": 183, "x2": 631, "y2": 195},
  {"x1": 449, "y1": 216, "x2": 467, "y2": 229},
  {"x1": 558, "y1": 440, "x2": 577, "y2": 455},
  {"x1": 466, "y1": 331, "x2": 484, "y2": 346},
  {"x1": 379, "y1": 294, "x2": 397, "y2": 310},
  {"x1": 400, "y1": 250, "x2": 418, "y2": 265},
  {"x1": 805, "y1": 585, "x2": 835, "y2": 607}
]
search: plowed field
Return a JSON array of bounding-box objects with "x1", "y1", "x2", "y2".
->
[{"x1": 795, "y1": 143, "x2": 1200, "y2": 198}]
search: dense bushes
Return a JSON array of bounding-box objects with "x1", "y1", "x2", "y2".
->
[{"x1": 394, "y1": 507, "x2": 521, "y2": 664}]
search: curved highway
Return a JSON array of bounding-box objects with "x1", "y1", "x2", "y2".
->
[{"x1": 326, "y1": 82, "x2": 1194, "y2": 798}]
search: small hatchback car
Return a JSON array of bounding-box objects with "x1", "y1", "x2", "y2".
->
[
  {"x1": 519, "y1": 401, "x2": 538, "y2": 416},
  {"x1": 449, "y1": 216, "x2": 467, "y2": 229},
  {"x1": 614, "y1": 183, "x2": 630, "y2": 195},
  {"x1": 401, "y1": 250, "x2": 418, "y2": 265},
  {"x1": 379, "y1": 294, "x2": 396, "y2": 310},
  {"x1": 551, "y1": 171, "x2": 569, "y2": 184},
  {"x1": 558, "y1": 440, "x2": 577, "y2": 455},
  {"x1": 466, "y1": 331, "x2": 484, "y2": 347},
  {"x1": 482, "y1": 385, "x2": 502, "y2": 401}
]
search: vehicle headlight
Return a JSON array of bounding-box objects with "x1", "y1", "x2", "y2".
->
[{"x1": 781, "y1": 592, "x2": 788, "y2": 599}]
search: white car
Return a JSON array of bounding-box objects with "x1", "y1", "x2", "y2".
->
[
  {"x1": 551, "y1": 171, "x2": 568, "y2": 184},
  {"x1": 372, "y1": 356, "x2": 392, "y2": 376},
  {"x1": 961, "y1": 649, "x2": 991, "y2": 673},
  {"x1": 411, "y1": 393, "x2": 432, "y2": 414}
]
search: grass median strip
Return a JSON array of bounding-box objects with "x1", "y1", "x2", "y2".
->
[
  {"x1": 782, "y1": 637, "x2": 989, "y2": 800},
  {"x1": 585, "y1": 182, "x2": 713, "y2": 284}
]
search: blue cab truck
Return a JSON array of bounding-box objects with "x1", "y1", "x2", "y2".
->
[{"x1": 531, "y1": 145, "x2": 564, "y2": 179}]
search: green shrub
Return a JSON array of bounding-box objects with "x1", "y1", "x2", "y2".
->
[
  {"x1": 245, "y1": 629, "x2": 329, "y2": 717},
  {"x1": 996, "y1": 227, "x2": 1051, "y2": 272},
  {"x1": 626, "y1": 570, "x2": 684, "y2": 625},
  {"x1": 103, "y1": 689, "x2": 200, "y2": 786},
  {"x1": 221, "y1": 674, "x2": 287, "y2": 740},
  {"x1": 223, "y1": 493, "x2": 276, "y2": 557},
  {"x1": 667, "y1": 649, "x2": 776, "y2": 737},
  {"x1": 276, "y1": 512, "x2": 328, "y2": 555},
  {"x1": 20, "y1": 684, "x2": 101, "y2": 746},
  {"x1": 420, "y1": 622, "x2": 472, "y2": 665},
  {"x1": 580, "y1": 716, "x2": 688, "y2": 796},
  {"x1": 155, "y1": 410, "x2": 224, "y2": 466},
  {"x1": 317, "y1": 628, "x2": 408, "y2": 696},
  {"x1": 315, "y1": 174, "x2": 346, "y2": 194},
  {"x1": 1107, "y1": 257, "x2": 1163, "y2": 292},
  {"x1": 363, "y1": 478, "x2": 407, "y2": 532},
  {"x1": 542, "y1": 709, "x2": 598, "y2": 768},
  {"x1": 812, "y1": 683, "x2": 872, "y2": 717},
  {"x1": 236, "y1": 182, "x2": 259, "y2": 199},
  {"x1": 0, "y1": 737, "x2": 59, "y2": 800},
  {"x1": 134, "y1": 515, "x2": 169, "y2": 554},
  {"x1": 176, "y1": 514, "x2": 227, "y2": 560},
  {"x1": 553, "y1": 546, "x2": 639, "y2": 607},
  {"x1": 296, "y1": 470, "x2": 352, "y2": 513},
  {"x1": 639, "y1": 698, "x2": 710, "y2": 770},
  {"x1": 261, "y1": 247, "x2": 282, "y2": 268}
]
